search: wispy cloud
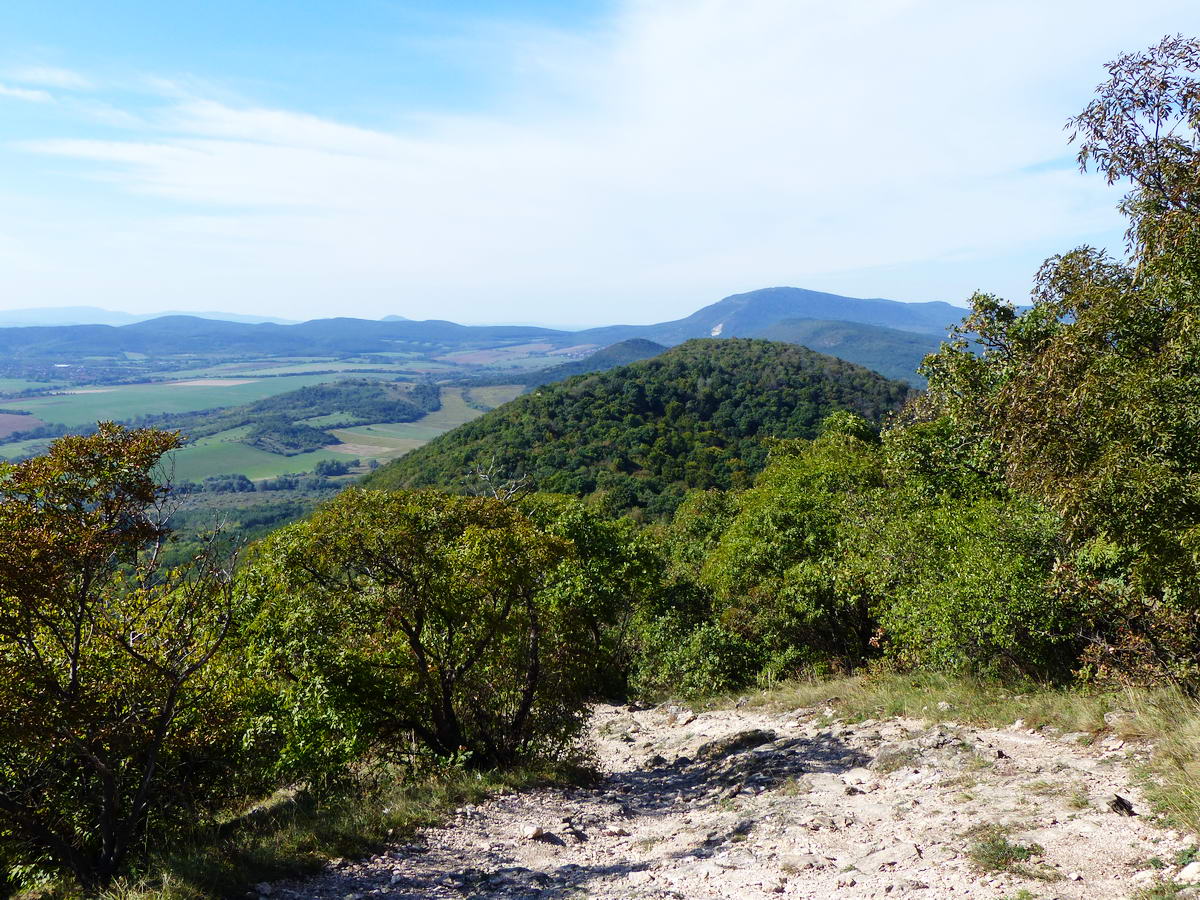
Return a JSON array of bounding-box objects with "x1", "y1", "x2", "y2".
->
[
  {"x1": 10, "y1": 66, "x2": 91, "y2": 90},
  {"x1": 0, "y1": 82, "x2": 53, "y2": 102},
  {"x1": 5, "y1": 0, "x2": 1198, "y2": 323}
]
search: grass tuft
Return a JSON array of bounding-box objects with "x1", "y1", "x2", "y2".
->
[{"x1": 966, "y1": 824, "x2": 1059, "y2": 881}]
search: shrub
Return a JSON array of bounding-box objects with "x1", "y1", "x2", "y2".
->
[
  {"x1": 517, "y1": 493, "x2": 664, "y2": 696},
  {"x1": 870, "y1": 496, "x2": 1078, "y2": 678},
  {"x1": 631, "y1": 617, "x2": 762, "y2": 699},
  {"x1": 241, "y1": 488, "x2": 603, "y2": 775},
  {"x1": 0, "y1": 424, "x2": 264, "y2": 888},
  {"x1": 699, "y1": 426, "x2": 887, "y2": 672}
]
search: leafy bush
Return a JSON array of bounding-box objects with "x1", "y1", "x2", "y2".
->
[
  {"x1": 0, "y1": 425, "x2": 266, "y2": 888},
  {"x1": 517, "y1": 493, "x2": 664, "y2": 696},
  {"x1": 698, "y1": 424, "x2": 887, "y2": 673},
  {"x1": 241, "y1": 488, "x2": 606, "y2": 775},
  {"x1": 869, "y1": 496, "x2": 1077, "y2": 678},
  {"x1": 632, "y1": 619, "x2": 762, "y2": 698}
]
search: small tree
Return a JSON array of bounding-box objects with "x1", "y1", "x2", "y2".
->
[
  {"x1": 243, "y1": 488, "x2": 589, "y2": 773},
  {"x1": 0, "y1": 424, "x2": 257, "y2": 887},
  {"x1": 911, "y1": 36, "x2": 1200, "y2": 679}
]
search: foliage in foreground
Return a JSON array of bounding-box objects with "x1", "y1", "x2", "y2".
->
[
  {"x1": 240, "y1": 488, "x2": 632, "y2": 774},
  {"x1": 0, "y1": 425, "x2": 270, "y2": 888},
  {"x1": 1, "y1": 443, "x2": 620, "y2": 891}
]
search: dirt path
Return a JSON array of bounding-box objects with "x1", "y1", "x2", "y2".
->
[{"x1": 271, "y1": 702, "x2": 1197, "y2": 899}]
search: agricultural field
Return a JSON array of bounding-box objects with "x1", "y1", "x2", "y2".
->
[
  {"x1": 0, "y1": 373, "x2": 392, "y2": 428},
  {"x1": 157, "y1": 385, "x2": 522, "y2": 481},
  {"x1": 464, "y1": 384, "x2": 527, "y2": 408},
  {"x1": 326, "y1": 386, "x2": 522, "y2": 463},
  {"x1": 0, "y1": 377, "x2": 65, "y2": 394},
  {"x1": 168, "y1": 430, "x2": 353, "y2": 482},
  {"x1": 0, "y1": 413, "x2": 45, "y2": 439}
]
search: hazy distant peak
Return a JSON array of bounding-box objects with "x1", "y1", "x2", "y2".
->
[{"x1": 0, "y1": 306, "x2": 296, "y2": 327}]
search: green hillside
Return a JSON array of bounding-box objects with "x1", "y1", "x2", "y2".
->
[
  {"x1": 751, "y1": 318, "x2": 943, "y2": 385},
  {"x1": 366, "y1": 338, "x2": 914, "y2": 515}
]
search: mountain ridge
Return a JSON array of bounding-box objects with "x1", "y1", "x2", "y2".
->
[{"x1": 0, "y1": 287, "x2": 968, "y2": 385}]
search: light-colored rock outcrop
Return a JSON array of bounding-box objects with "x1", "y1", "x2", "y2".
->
[{"x1": 269, "y1": 701, "x2": 1194, "y2": 898}]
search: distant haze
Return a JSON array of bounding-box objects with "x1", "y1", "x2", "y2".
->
[
  {"x1": 1, "y1": 1, "x2": 1196, "y2": 324},
  {"x1": 0, "y1": 306, "x2": 296, "y2": 327}
]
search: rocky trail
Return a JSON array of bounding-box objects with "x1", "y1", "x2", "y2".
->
[{"x1": 270, "y1": 701, "x2": 1197, "y2": 899}]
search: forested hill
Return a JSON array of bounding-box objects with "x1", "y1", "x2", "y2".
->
[{"x1": 365, "y1": 338, "x2": 914, "y2": 516}]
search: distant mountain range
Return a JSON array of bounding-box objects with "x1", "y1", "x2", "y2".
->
[
  {"x1": 578, "y1": 287, "x2": 964, "y2": 344},
  {"x1": 0, "y1": 288, "x2": 966, "y2": 384},
  {"x1": 0, "y1": 306, "x2": 297, "y2": 327}
]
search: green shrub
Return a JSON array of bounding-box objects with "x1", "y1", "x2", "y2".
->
[
  {"x1": 0, "y1": 425, "x2": 268, "y2": 889},
  {"x1": 631, "y1": 617, "x2": 762, "y2": 698},
  {"x1": 241, "y1": 488, "x2": 607, "y2": 776},
  {"x1": 698, "y1": 426, "x2": 887, "y2": 672},
  {"x1": 871, "y1": 496, "x2": 1078, "y2": 678},
  {"x1": 516, "y1": 494, "x2": 664, "y2": 696}
]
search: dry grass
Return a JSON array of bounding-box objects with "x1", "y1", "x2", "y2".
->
[
  {"x1": 9, "y1": 763, "x2": 585, "y2": 900},
  {"x1": 712, "y1": 670, "x2": 1200, "y2": 834}
]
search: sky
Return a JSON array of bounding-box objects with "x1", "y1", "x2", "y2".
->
[{"x1": 1, "y1": 1, "x2": 1198, "y2": 328}]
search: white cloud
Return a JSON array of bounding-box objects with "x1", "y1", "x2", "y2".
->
[
  {"x1": 10, "y1": 66, "x2": 91, "y2": 90},
  {"x1": 0, "y1": 82, "x2": 52, "y2": 102},
  {"x1": 6, "y1": 0, "x2": 1199, "y2": 324}
]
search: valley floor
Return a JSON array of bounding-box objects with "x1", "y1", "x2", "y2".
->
[{"x1": 268, "y1": 701, "x2": 1190, "y2": 899}]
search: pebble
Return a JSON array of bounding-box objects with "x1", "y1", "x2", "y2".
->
[{"x1": 1180, "y1": 860, "x2": 1200, "y2": 881}]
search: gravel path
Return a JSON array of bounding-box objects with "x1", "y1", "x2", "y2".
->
[{"x1": 269, "y1": 701, "x2": 1197, "y2": 899}]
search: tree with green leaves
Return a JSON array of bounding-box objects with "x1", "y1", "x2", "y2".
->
[
  {"x1": 0, "y1": 424, "x2": 259, "y2": 888},
  {"x1": 242, "y1": 488, "x2": 606, "y2": 773},
  {"x1": 914, "y1": 35, "x2": 1200, "y2": 679}
]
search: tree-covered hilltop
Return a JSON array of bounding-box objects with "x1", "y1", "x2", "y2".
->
[{"x1": 366, "y1": 338, "x2": 914, "y2": 515}]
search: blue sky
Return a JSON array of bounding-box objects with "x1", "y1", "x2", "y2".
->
[{"x1": 1, "y1": 0, "x2": 1197, "y2": 326}]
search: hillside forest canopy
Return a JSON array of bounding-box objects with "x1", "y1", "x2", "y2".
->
[{"x1": 3, "y1": 35, "x2": 1200, "y2": 894}]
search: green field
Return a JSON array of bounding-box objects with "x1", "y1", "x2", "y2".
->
[
  {"x1": 4, "y1": 374, "x2": 390, "y2": 427},
  {"x1": 168, "y1": 428, "x2": 352, "y2": 481},
  {"x1": 1, "y1": 383, "x2": 526, "y2": 480},
  {"x1": 0, "y1": 437, "x2": 54, "y2": 459},
  {"x1": 227, "y1": 363, "x2": 416, "y2": 376},
  {"x1": 465, "y1": 384, "x2": 526, "y2": 409},
  {"x1": 0, "y1": 378, "x2": 65, "y2": 396},
  {"x1": 326, "y1": 386, "x2": 521, "y2": 462}
]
